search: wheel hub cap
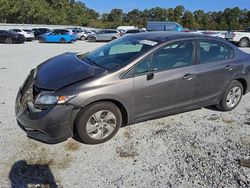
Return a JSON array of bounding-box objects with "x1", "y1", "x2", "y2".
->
[
  {"x1": 226, "y1": 86, "x2": 241, "y2": 108},
  {"x1": 86, "y1": 110, "x2": 116, "y2": 140}
]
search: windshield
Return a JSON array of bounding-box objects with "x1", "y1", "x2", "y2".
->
[{"x1": 79, "y1": 37, "x2": 158, "y2": 71}]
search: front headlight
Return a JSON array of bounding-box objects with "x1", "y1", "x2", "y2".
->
[{"x1": 35, "y1": 92, "x2": 76, "y2": 105}]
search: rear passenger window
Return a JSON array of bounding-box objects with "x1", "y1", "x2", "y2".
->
[{"x1": 199, "y1": 41, "x2": 233, "y2": 64}]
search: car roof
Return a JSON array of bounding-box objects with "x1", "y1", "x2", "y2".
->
[{"x1": 130, "y1": 31, "x2": 228, "y2": 42}]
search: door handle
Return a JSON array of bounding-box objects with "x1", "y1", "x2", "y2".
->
[
  {"x1": 147, "y1": 72, "x2": 154, "y2": 81},
  {"x1": 225, "y1": 65, "x2": 233, "y2": 71},
  {"x1": 183, "y1": 73, "x2": 196, "y2": 81}
]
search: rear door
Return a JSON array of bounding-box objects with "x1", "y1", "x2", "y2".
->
[
  {"x1": 103, "y1": 30, "x2": 113, "y2": 40},
  {"x1": 133, "y1": 39, "x2": 197, "y2": 121},
  {"x1": 193, "y1": 39, "x2": 236, "y2": 105},
  {"x1": 97, "y1": 30, "x2": 107, "y2": 40}
]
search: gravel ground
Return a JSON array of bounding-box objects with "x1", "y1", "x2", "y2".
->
[{"x1": 0, "y1": 41, "x2": 250, "y2": 188}]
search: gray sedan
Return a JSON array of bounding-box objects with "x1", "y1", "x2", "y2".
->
[{"x1": 16, "y1": 32, "x2": 250, "y2": 144}]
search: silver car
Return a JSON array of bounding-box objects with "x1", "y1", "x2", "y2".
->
[{"x1": 88, "y1": 29, "x2": 121, "y2": 42}]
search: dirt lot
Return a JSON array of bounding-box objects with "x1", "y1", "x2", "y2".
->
[{"x1": 0, "y1": 41, "x2": 250, "y2": 188}]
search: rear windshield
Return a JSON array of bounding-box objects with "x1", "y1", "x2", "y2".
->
[{"x1": 78, "y1": 36, "x2": 158, "y2": 71}]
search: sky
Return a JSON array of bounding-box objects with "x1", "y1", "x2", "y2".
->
[{"x1": 82, "y1": 0, "x2": 250, "y2": 13}]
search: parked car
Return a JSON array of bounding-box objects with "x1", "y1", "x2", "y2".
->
[
  {"x1": 147, "y1": 21, "x2": 184, "y2": 31},
  {"x1": 73, "y1": 29, "x2": 95, "y2": 40},
  {"x1": 32, "y1": 28, "x2": 50, "y2": 38},
  {"x1": 225, "y1": 28, "x2": 250, "y2": 47},
  {"x1": 16, "y1": 32, "x2": 250, "y2": 144},
  {"x1": 124, "y1": 29, "x2": 146, "y2": 35},
  {"x1": 0, "y1": 30, "x2": 25, "y2": 44},
  {"x1": 38, "y1": 29, "x2": 76, "y2": 43},
  {"x1": 88, "y1": 29, "x2": 121, "y2": 42},
  {"x1": 9, "y1": 29, "x2": 34, "y2": 41}
]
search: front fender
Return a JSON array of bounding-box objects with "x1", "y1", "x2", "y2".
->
[{"x1": 69, "y1": 93, "x2": 134, "y2": 124}]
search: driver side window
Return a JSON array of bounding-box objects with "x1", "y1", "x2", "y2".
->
[{"x1": 152, "y1": 40, "x2": 195, "y2": 72}]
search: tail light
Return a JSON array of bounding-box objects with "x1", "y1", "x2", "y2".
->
[{"x1": 232, "y1": 32, "x2": 236, "y2": 38}]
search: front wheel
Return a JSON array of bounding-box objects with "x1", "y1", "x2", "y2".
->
[
  {"x1": 80, "y1": 35, "x2": 86, "y2": 40},
  {"x1": 5, "y1": 38, "x2": 13, "y2": 44},
  {"x1": 216, "y1": 80, "x2": 243, "y2": 111},
  {"x1": 75, "y1": 102, "x2": 122, "y2": 144}
]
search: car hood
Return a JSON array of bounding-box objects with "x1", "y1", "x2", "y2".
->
[{"x1": 34, "y1": 52, "x2": 105, "y2": 90}]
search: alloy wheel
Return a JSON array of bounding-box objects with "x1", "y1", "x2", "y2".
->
[
  {"x1": 86, "y1": 110, "x2": 116, "y2": 140},
  {"x1": 226, "y1": 86, "x2": 242, "y2": 108}
]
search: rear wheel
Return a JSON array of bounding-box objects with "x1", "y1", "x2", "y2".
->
[
  {"x1": 88, "y1": 36, "x2": 96, "y2": 42},
  {"x1": 111, "y1": 36, "x2": 117, "y2": 41},
  {"x1": 216, "y1": 80, "x2": 243, "y2": 111},
  {"x1": 238, "y1": 38, "x2": 249, "y2": 48},
  {"x1": 5, "y1": 38, "x2": 12, "y2": 44},
  {"x1": 60, "y1": 38, "x2": 66, "y2": 44},
  {"x1": 75, "y1": 102, "x2": 122, "y2": 144}
]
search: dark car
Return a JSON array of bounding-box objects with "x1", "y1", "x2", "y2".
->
[
  {"x1": 32, "y1": 28, "x2": 50, "y2": 38},
  {"x1": 0, "y1": 30, "x2": 25, "y2": 44},
  {"x1": 16, "y1": 32, "x2": 250, "y2": 145}
]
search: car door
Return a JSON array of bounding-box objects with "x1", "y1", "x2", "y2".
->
[
  {"x1": 48, "y1": 31, "x2": 60, "y2": 42},
  {"x1": 60, "y1": 31, "x2": 68, "y2": 41},
  {"x1": 97, "y1": 30, "x2": 106, "y2": 40},
  {"x1": 133, "y1": 40, "x2": 197, "y2": 121},
  {"x1": 192, "y1": 39, "x2": 236, "y2": 106}
]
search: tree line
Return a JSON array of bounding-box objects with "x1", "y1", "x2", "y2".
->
[{"x1": 0, "y1": 0, "x2": 249, "y2": 30}]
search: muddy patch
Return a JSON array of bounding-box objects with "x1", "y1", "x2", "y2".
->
[
  {"x1": 123, "y1": 127, "x2": 133, "y2": 139},
  {"x1": 221, "y1": 117, "x2": 235, "y2": 124},
  {"x1": 64, "y1": 139, "x2": 81, "y2": 152}
]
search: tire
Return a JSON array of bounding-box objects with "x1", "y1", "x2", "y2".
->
[
  {"x1": 5, "y1": 38, "x2": 13, "y2": 44},
  {"x1": 60, "y1": 38, "x2": 66, "y2": 44},
  {"x1": 88, "y1": 36, "x2": 96, "y2": 42},
  {"x1": 238, "y1": 38, "x2": 249, "y2": 48},
  {"x1": 216, "y1": 80, "x2": 243, "y2": 111},
  {"x1": 39, "y1": 38, "x2": 45, "y2": 43},
  {"x1": 111, "y1": 36, "x2": 117, "y2": 41},
  {"x1": 75, "y1": 102, "x2": 122, "y2": 144},
  {"x1": 80, "y1": 35, "x2": 86, "y2": 40}
]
